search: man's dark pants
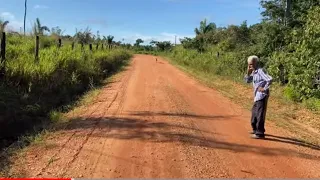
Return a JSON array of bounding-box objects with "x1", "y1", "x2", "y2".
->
[{"x1": 251, "y1": 96, "x2": 269, "y2": 136}]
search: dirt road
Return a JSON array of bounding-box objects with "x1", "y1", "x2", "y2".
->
[{"x1": 10, "y1": 55, "x2": 320, "y2": 178}]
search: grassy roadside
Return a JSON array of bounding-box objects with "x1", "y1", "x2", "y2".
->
[
  {"x1": 161, "y1": 55, "x2": 320, "y2": 146},
  {"x1": 0, "y1": 59, "x2": 131, "y2": 177}
]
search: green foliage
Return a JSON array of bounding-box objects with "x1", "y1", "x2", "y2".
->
[
  {"x1": 283, "y1": 86, "x2": 301, "y2": 101},
  {"x1": 74, "y1": 27, "x2": 93, "y2": 45},
  {"x1": 162, "y1": 0, "x2": 320, "y2": 108},
  {"x1": 303, "y1": 97, "x2": 320, "y2": 111},
  {"x1": 107, "y1": 35, "x2": 114, "y2": 45},
  {"x1": 0, "y1": 34, "x2": 132, "y2": 148},
  {"x1": 290, "y1": 7, "x2": 320, "y2": 98},
  {"x1": 33, "y1": 18, "x2": 50, "y2": 36},
  {"x1": 135, "y1": 39, "x2": 144, "y2": 46}
]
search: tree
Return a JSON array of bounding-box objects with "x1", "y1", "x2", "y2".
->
[
  {"x1": 102, "y1": 35, "x2": 107, "y2": 46},
  {"x1": 135, "y1": 39, "x2": 144, "y2": 46},
  {"x1": 260, "y1": 0, "x2": 286, "y2": 24},
  {"x1": 0, "y1": 19, "x2": 9, "y2": 34},
  {"x1": 150, "y1": 40, "x2": 157, "y2": 47},
  {"x1": 193, "y1": 19, "x2": 217, "y2": 52},
  {"x1": 155, "y1": 41, "x2": 172, "y2": 51},
  {"x1": 287, "y1": 6, "x2": 320, "y2": 99},
  {"x1": 260, "y1": 0, "x2": 319, "y2": 28},
  {"x1": 194, "y1": 19, "x2": 216, "y2": 36},
  {"x1": 51, "y1": 26, "x2": 64, "y2": 39},
  {"x1": 33, "y1": 18, "x2": 50, "y2": 36},
  {"x1": 107, "y1": 35, "x2": 114, "y2": 49},
  {"x1": 74, "y1": 27, "x2": 93, "y2": 45}
]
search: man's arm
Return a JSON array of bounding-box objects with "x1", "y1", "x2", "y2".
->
[
  {"x1": 259, "y1": 68, "x2": 273, "y2": 91},
  {"x1": 244, "y1": 74, "x2": 253, "y2": 83},
  {"x1": 245, "y1": 66, "x2": 253, "y2": 83}
]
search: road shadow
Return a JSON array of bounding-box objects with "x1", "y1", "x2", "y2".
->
[
  {"x1": 264, "y1": 134, "x2": 320, "y2": 151},
  {"x1": 56, "y1": 116, "x2": 320, "y2": 161},
  {"x1": 126, "y1": 111, "x2": 237, "y2": 120}
]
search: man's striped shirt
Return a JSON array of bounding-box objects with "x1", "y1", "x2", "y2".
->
[{"x1": 245, "y1": 68, "x2": 273, "y2": 102}]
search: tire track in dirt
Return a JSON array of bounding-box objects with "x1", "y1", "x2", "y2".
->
[
  {"x1": 30, "y1": 62, "x2": 135, "y2": 177},
  {"x1": 59, "y1": 61, "x2": 136, "y2": 177}
]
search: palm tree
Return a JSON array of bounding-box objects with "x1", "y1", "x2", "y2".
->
[
  {"x1": 33, "y1": 18, "x2": 50, "y2": 36},
  {"x1": 107, "y1": 35, "x2": 114, "y2": 49},
  {"x1": 194, "y1": 19, "x2": 216, "y2": 53},
  {"x1": 194, "y1": 18, "x2": 216, "y2": 36},
  {"x1": 0, "y1": 20, "x2": 9, "y2": 33}
]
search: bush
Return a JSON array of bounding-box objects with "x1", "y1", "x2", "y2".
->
[
  {"x1": 283, "y1": 86, "x2": 301, "y2": 102},
  {"x1": 0, "y1": 35, "x2": 132, "y2": 148},
  {"x1": 303, "y1": 98, "x2": 320, "y2": 111}
]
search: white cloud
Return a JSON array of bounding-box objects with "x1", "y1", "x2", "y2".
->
[
  {"x1": 34, "y1": 5, "x2": 49, "y2": 9},
  {"x1": 0, "y1": 12, "x2": 15, "y2": 20},
  {"x1": 122, "y1": 32, "x2": 194, "y2": 45},
  {"x1": 0, "y1": 12, "x2": 24, "y2": 32}
]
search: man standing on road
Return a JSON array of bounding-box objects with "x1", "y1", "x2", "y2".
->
[{"x1": 245, "y1": 56, "x2": 272, "y2": 139}]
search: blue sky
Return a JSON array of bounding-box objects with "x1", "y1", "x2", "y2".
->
[{"x1": 0, "y1": 0, "x2": 262, "y2": 44}]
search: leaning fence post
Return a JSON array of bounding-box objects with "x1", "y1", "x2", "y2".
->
[
  {"x1": 35, "y1": 35, "x2": 39, "y2": 62},
  {"x1": 0, "y1": 32, "x2": 6, "y2": 77},
  {"x1": 89, "y1": 44, "x2": 92, "y2": 51}
]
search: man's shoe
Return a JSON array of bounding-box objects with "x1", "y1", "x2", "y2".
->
[{"x1": 251, "y1": 134, "x2": 265, "y2": 139}]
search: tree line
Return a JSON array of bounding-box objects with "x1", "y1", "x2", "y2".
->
[{"x1": 177, "y1": 0, "x2": 320, "y2": 101}]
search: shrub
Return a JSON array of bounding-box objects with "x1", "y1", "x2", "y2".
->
[{"x1": 283, "y1": 86, "x2": 301, "y2": 102}]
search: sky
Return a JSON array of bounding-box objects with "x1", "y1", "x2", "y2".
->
[{"x1": 0, "y1": 0, "x2": 263, "y2": 44}]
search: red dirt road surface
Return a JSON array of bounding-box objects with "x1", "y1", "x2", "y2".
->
[{"x1": 11, "y1": 55, "x2": 320, "y2": 178}]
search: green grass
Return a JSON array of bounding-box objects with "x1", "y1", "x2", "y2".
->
[
  {"x1": 161, "y1": 50, "x2": 320, "y2": 145},
  {"x1": 0, "y1": 51, "x2": 131, "y2": 177},
  {"x1": 0, "y1": 34, "x2": 132, "y2": 150}
]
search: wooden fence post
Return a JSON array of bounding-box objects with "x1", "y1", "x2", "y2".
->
[
  {"x1": 35, "y1": 36, "x2": 39, "y2": 62},
  {"x1": 58, "y1": 38, "x2": 62, "y2": 48},
  {"x1": 279, "y1": 64, "x2": 285, "y2": 85},
  {"x1": 1, "y1": 32, "x2": 6, "y2": 63},
  {"x1": 0, "y1": 32, "x2": 6, "y2": 77},
  {"x1": 96, "y1": 43, "x2": 99, "y2": 50},
  {"x1": 101, "y1": 44, "x2": 104, "y2": 50},
  {"x1": 89, "y1": 44, "x2": 92, "y2": 51},
  {"x1": 71, "y1": 42, "x2": 75, "y2": 50}
]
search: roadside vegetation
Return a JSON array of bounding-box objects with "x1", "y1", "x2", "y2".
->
[
  {"x1": 135, "y1": 0, "x2": 320, "y2": 143},
  {"x1": 0, "y1": 17, "x2": 132, "y2": 151}
]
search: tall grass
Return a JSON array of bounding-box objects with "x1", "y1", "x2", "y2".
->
[
  {"x1": 168, "y1": 46, "x2": 248, "y2": 82},
  {"x1": 0, "y1": 34, "x2": 132, "y2": 149},
  {"x1": 164, "y1": 45, "x2": 320, "y2": 111}
]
